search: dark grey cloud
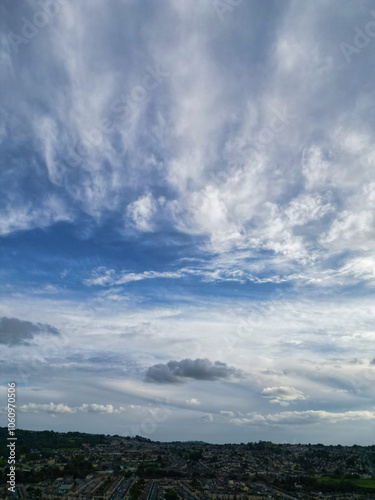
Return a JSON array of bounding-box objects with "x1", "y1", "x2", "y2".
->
[
  {"x1": 145, "y1": 358, "x2": 241, "y2": 384},
  {"x1": 0, "y1": 317, "x2": 59, "y2": 346},
  {"x1": 370, "y1": 359, "x2": 375, "y2": 365}
]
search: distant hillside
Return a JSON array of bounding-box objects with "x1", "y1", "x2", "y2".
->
[{"x1": 0, "y1": 427, "x2": 109, "y2": 458}]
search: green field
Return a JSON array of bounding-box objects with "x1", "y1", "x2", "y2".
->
[
  {"x1": 317, "y1": 476, "x2": 375, "y2": 491},
  {"x1": 351, "y1": 478, "x2": 375, "y2": 489}
]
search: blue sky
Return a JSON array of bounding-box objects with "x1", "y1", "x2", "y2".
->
[{"x1": 1, "y1": 0, "x2": 375, "y2": 444}]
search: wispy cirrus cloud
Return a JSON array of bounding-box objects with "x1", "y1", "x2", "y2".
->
[
  {"x1": 2, "y1": 0, "x2": 375, "y2": 445},
  {"x1": 84, "y1": 260, "x2": 375, "y2": 289},
  {"x1": 1, "y1": 0, "x2": 374, "y2": 282}
]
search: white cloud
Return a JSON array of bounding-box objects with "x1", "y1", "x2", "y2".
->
[
  {"x1": 231, "y1": 409, "x2": 375, "y2": 426},
  {"x1": 19, "y1": 402, "x2": 129, "y2": 415},
  {"x1": 84, "y1": 267, "x2": 185, "y2": 287},
  {"x1": 83, "y1": 267, "x2": 116, "y2": 286},
  {"x1": 19, "y1": 403, "x2": 76, "y2": 414},
  {"x1": 0, "y1": 0, "x2": 374, "y2": 293},
  {"x1": 284, "y1": 194, "x2": 332, "y2": 227},
  {"x1": 220, "y1": 410, "x2": 235, "y2": 418},
  {"x1": 199, "y1": 413, "x2": 213, "y2": 422},
  {"x1": 79, "y1": 403, "x2": 117, "y2": 414},
  {"x1": 0, "y1": 196, "x2": 73, "y2": 236},
  {"x1": 322, "y1": 211, "x2": 374, "y2": 249},
  {"x1": 261, "y1": 386, "x2": 307, "y2": 406},
  {"x1": 302, "y1": 145, "x2": 331, "y2": 191},
  {"x1": 116, "y1": 270, "x2": 184, "y2": 285},
  {"x1": 337, "y1": 256, "x2": 375, "y2": 282},
  {"x1": 126, "y1": 194, "x2": 157, "y2": 232},
  {"x1": 186, "y1": 398, "x2": 200, "y2": 405}
]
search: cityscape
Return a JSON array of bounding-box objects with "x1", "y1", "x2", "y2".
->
[{"x1": 1, "y1": 428, "x2": 375, "y2": 499}]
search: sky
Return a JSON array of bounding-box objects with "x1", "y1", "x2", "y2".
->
[{"x1": 0, "y1": 0, "x2": 375, "y2": 445}]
